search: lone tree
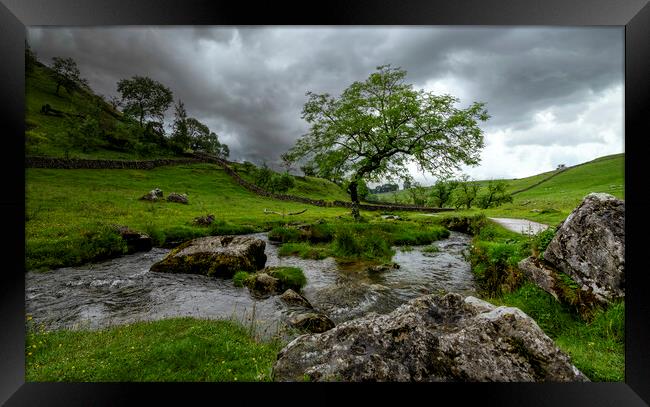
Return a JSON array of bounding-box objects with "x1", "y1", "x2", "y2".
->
[
  {"x1": 51, "y1": 57, "x2": 88, "y2": 96},
  {"x1": 116, "y1": 76, "x2": 173, "y2": 127},
  {"x1": 284, "y1": 65, "x2": 489, "y2": 219}
]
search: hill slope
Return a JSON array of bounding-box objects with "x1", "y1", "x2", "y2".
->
[{"x1": 373, "y1": 153, "x2": 624, "y2": 224}]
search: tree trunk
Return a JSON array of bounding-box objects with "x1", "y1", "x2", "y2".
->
[
  {"x1": 348, "y1": 180, "x2": 361, "y2": 221},
  {"x1": 55, "y1": 82, "x2": 60, "y2": 96}
]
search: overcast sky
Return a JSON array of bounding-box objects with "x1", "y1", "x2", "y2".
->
[{"x1": 27, "y1": 26, "x2": 624, "y2": 185}]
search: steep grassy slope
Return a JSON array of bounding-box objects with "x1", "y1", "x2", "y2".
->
[{"x1": 26, "y1": 62, "x2": 177, "y2": 159}]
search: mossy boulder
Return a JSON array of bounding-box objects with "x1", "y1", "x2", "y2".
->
[{"x1": 150, "y1": 235, "x2": 266, "y2": 277}]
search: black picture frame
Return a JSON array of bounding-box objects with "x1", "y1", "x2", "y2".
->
[{"x1": 1, "y1": 0, "x2": 648, "y2": 405}]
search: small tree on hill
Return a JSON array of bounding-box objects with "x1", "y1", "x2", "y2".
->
[
  {"x1": 428, "y1": 179, "x2": 459, "y2": 208},
  {"x1": 170, "y1": 99, "x2": 190, "y2": 153},
  {"x1": 117, "y1": 75, "x2": 173, "y2": 127},
  {"x1": 477, "y1": 180, "x2": 513, "y2": 209},
  {"x1": 51, "y1": 57, "x2": 88, "y2": 96},
  {"x1": 454, "y1": 175, "x2": 480, "y2": 209},
  {"x1": 283, "y1": 65, "x2": 488, "y2": 220}
]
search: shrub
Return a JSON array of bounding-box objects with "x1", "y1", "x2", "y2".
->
[
  {"x1": 469, "y1": 240, "x2": 525, "y2": 296},
  {"x1": 531, "y1": 227, "x2": 556, "y2": 258}
]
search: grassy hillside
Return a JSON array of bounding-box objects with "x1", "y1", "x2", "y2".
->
[
  {"x1": 479, "y1": 154, "x2": 624, "y2": 225},
  {"x1": 375, "y1": 153, "x2": 624, "y2": 225},
  {"x1": 26, "y1": 163, "x2": 354, "y2": 270},
  {"x1": 26, "y1": 62, "x2": 176, "y2": 159}
]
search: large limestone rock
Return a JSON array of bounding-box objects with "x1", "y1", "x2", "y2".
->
[
  {"x1": 273, "y1": 293, "x2": 587, "y2": 382},
  {"x1": 543, "y1": 193, "x2": 624, "y2": 303},
  {"x1": 167, "y1": 192, "x2": 189, "y2": 204},
  {"x1": 140, "y1": 187, "x2": 163, "y2": 201},
  {"x1": 150, "y1": 235, "x2": 266, "y2": 277}
]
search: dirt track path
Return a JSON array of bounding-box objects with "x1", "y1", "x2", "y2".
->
[{"x1": 488, "y1": 217, "x2": 549, "y2": 235}]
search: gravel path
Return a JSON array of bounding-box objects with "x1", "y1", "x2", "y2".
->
[{"x1": 488, "y1": 217, "x2": 549, "y2": 235}]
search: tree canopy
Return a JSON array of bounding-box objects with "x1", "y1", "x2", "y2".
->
[
  {"x1": 284, "y1": 65, "x2": 489, "y2": 219},
  {"x1": 116, "y1": 76, "x2": 173, "y2": 127},
  {"x1": 51, "y1": 57, "x2": 88, "y2": 96}
]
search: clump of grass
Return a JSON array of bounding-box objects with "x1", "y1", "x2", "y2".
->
[
  {"x1": 422, "y1": 244, "x2": 439, "y2": 254},
  {"x1": 491, "y1": 283, "x2": 624, "y2": 381},
  {"x1": 268, "y1": 226, "x2": 302, "y2": 243},
  {"x1": 25, "y1": 317, "x2": 283, "y2": 382},
  {"x1": 278, "y1": 243, "x2": 330, "y2": 260},
  {"x1": 232, "y1": 271, "x2": 252, "y2": 287},
  {"x1": 208, "y1": 220, "x2": 257, "y2": 236},
  {"x1": 391, "y1": 227, "x2": 449, "y2": 245},
  {"x1": 266, "y1": 267, "x2": 307, "y2": 291},
  {"x1": 468, "y1": 240, "x2": 527, "y2": 296}
]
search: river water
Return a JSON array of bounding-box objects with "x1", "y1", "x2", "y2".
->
[{"x1": 25, "y1": 232, "x2": 475, "y2": 339}]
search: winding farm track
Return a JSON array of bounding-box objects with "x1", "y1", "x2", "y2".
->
[{"x1": 488, "y1": 217, "x2": 549, "y2": 235}]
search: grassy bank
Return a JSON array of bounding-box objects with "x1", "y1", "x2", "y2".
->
[
  {"x1": 270, "y1": 219, "x2": 449, "y2": 264},
  {"x1": 25, "y1": 317, "x2": 283, "y2": 382},
  {"x1": 26, "y1": 164, "x2": 352, "y2": 270},
  {"x1": 453, "y1": 215, "x2": 624, "y2": 381}
]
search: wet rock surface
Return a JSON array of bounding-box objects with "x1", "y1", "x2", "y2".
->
[
  {"x1": 150, "y1": 235, "x2": 266, "y2": 277},
  {"x1": 542, "y1": 193, "x2": 624, "y2": 304},
  {"x1": 273, "y1": 293, "x2": 588, "y2": 382},
  {"x1": 280, "y1": 289, "x2": 313, "y2": 309}
]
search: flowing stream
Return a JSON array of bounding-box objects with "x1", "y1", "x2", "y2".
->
[{"x1": 25, "y1": 232, "x2": 476, "y2": 339}]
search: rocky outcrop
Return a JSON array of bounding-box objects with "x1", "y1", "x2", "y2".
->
[
  {"x1": 112, "y1": 225, "x2": 153, "y2": 254},
  {"x1": 167, "y1": 192, "x2": 189, "y2": 204},
  {"x1": 150, "y1": 235, "x2": 266, "y2": 277},
  {"x1": 140, "y1": 188, "x2": 163, "y2": 201},
  {"x1": 542, "y1": 193, "x2": 624, "y2": 303},
  {"x1": 273, "y1": 293, "x2": 587, "y2": 382}
]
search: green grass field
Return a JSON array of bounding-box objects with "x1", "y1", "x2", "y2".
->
[
  {"x1": 26, "y1": 163, "x2": 353, "y2": 270},
  {"x1": 377, "y1": 153, "x2": 624, "y2": 225},
  {"x1": 25, "y1": 317, "x2": 282, "y2": 382}
]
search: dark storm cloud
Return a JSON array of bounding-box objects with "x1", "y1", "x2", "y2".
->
[{"x1": 27, "y1": 26, "x2": 623, "y2": 170}]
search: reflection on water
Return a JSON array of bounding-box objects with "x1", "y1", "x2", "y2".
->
[{"x1": 26, "y1": 232, "x2": 475, "y2": 339}]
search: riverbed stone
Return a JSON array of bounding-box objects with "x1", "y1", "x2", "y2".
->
[
  {"x1": 366, "y1": 263, "x2": 400, "y2": 273},
  {"x1": 246, "y1": 272, "x2": 279, "y2": 296},
  {"x1": 543, "y1": 193, "x2": 624, "y2": 304},
  {"x1": 140, "y1": 187, "x2": 163, "y2": 201},
  {"x1": 289, "y1": 312, "x2": 335, "y2": 333},
  {"x1": 149, "y1": 235, "x2": 266, "y2": 277},
  {"x1": 167, "y1": 192, "x2": 189, "y2": 204},
  {"x1": 273, "y1": 293, "x2": 588, "y2": 382},
  {"x1": 280, "y1": 289, "x2": 313, "y2": 309}
]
